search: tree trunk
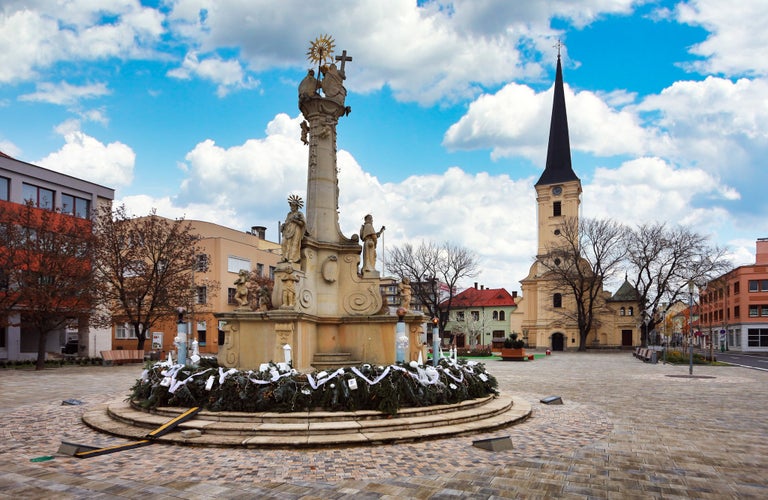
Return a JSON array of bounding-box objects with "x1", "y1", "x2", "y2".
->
[
  {"x1": 135, "y1": 333, "x2": 146, "y2": 351},
  {"x1": 35, "y1": 328, "x2": 47, "y2": 371}
]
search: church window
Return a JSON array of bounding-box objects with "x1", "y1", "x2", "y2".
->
[
  {"x1": 628, "y1": 307, "x2": 634, "y2": 316},
  {"x1": 553, "y1": 201, "x2": 562, "y2": 217},
  {"x1": 553, "y1": 293, "x2": 562, "y2": 308},
  {"x1": 620, "y1": 307, "x2": 625, "y2": 316}
]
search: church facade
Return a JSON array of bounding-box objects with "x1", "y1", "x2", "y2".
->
[{"x1": 516, "y1": 55, "x2": 641, "y2": 351}]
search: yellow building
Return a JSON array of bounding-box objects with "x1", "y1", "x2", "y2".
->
[
  {"x1": 518, "y1": 55, "x2": 640, "y2": 351},
  {"x1": 112, "y1": 220, "x2": 281, "y2": 356}
]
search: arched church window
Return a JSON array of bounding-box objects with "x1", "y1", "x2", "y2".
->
[
  {"x1": 628, "y1": 307, "x2": 634, "y2": 316},
  {"x1": 553, "y1": 293, "x2": 562, "y2": 308},
  {"x1": 620, "y1": 307, "x2": 626, "y2": 316}
]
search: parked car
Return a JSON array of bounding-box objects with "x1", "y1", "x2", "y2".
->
[{"x1": 61, "y1": 339, "x2": 79, "y2": 355}]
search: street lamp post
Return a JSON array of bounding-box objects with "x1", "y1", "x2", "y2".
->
[
  {"x1": 688, "y1": 282, "x2": 694, "y2": 375},
  {"x1": 432, "y1": 317, "x2": 440, "y2": 367}
]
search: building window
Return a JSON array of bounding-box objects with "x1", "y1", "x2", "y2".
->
[
  {"x1": 499, "y1": 310, "x2": 505, "y2": 321},
  {"x1": 553, "y1": 293, "x2": 562, "y2": 308},
  {"x1": 227, "y1": 256, "x2": 250, "y2": 274},
  {"x1": 619, "y1": 307, "x2": 626, "y2": 316},
  {"x1": 749, "y1": 305, "x2": 758, "y2": 317},
  {"x1": 734, "y1": 305, "x2": 740, "y2": 318},
  {"x1": 196, "y1": 286, "x2": 207, "y2": 305},
  {"x1": 763, "y1": 280, "x2": 768, "y2": 292},
  {"x1": 628, "y1": 307, "x2": 634, "y2": 316},
  {"x1": 227, "y1": 287, "x2": 237, "y2": 304},
  {"x1": 22, "y1": 183, "x2": 54, "y2": 210},
  {"x1": 492, "y1": 311, "x2": 498, "y2": 320},
  {"x1": 456, "y1": 311, "x2": 465, "y2": 321},
  {"x1": 492, "y1": 330, "x2": 505, "y2": 340},
  {"x1": 0, "y1": 177, "x2": 8, "y2": 201},
  {"x1": 747, "y1": 328, "x2": 768, "y2": 347},
  {"x1": 733, "y1": 282, "x2": 740, "y2": 294},
  {"x1": 197, "y1": 321, "x2": 206, "y2": 346},
  {"x1": 471, "y1": 311, "x2": 480, "y2": 321},
  {"x1": 762, "y1": 305, "x2": 768, "y2": 317},
  {"x1": 61, "y1": 193, "x2": 91, "y2": 218},
  {"x1": 196, "y1": 254, "x2": 208, "y2": 272},
  {"x1": 553, "y1": 201, "x2": 562, "y2": 217},
  {"x1": 256, "y1": 263, "x2": 264, "y2": 277},
  {"x1": 269, "y1": 266, "x2": 276, "y2": 281},
  {"x1": 749, "y1": 280, "x2": 759, "y2": 292},
  {"x1": 116, "y1": 323, "x2": 140, "y2": 339}
]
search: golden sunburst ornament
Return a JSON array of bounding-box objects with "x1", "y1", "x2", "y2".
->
[{"x1": 306, "y1": 34, "x2": 335, "y2": 65}]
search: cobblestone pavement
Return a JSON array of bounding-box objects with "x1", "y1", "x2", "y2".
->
[{"x1": 1, "y1": 352, "x2": 766, "y2": 499}]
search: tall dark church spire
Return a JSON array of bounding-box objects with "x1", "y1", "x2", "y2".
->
[{"x1": 535, "y1": 53, "x2": 579, "y2": 186}]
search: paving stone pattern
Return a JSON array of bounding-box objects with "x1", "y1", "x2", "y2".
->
[{"x1": 0, "y1": 353, "x2": 766, "y2": 498}]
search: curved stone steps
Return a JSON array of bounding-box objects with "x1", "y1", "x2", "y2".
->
[{"x1": 82, "y1": 394, "x2": 531, "y2": 448}]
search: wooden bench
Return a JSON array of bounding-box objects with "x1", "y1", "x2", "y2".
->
[
  {"x1": 633, "y1": 347, "x2": 652, "y2": 361},
  {"x1": 101, "y1": 350, "x2": 145, "y2": 366}
]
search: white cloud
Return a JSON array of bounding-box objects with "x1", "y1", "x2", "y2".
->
[
  {"x1": 636, "y1": 76, "x2": 768, "y2": 177},
  {"x1": 585, "y1": 157, "x2": 737, "y2": 231},
  {"x1": 675, "y1": 0, "x2": 768, "y2": 77},
  {"x1": 444, "y1": 81, "x2": 654, "y2": 163},
  {"x1": 168, "y1": 51, "x2": 259, "y2": 96},
  {"x1": 37, "y1": 126, "x2": 135, "y2": 188},
  {"x1": 164, "y1": 0, "x2": 639, "y2": 105},
  {"x1": 0, "y1": 1, "x2": 164, "y2": 83},
  {"x1": 19, "y1": 81, "x2": 110, "y2": 106}
]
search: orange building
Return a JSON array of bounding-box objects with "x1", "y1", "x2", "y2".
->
[
  {"x1": 700, "y1": 238, "x2": 768, "y2": 352},
  {"x1": 111, "y1": 219, "x2": 281, "y2": 357}
]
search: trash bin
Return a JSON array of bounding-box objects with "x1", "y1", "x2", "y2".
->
[{"x1": 650, "y1": 351, "x2": 658, "y2": 364}]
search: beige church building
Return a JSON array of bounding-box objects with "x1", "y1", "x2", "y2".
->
[{"x1": 515, "y1": 55, "x2": 641, "y2": 351}]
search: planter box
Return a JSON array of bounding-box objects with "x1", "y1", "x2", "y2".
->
[{"x1": 501, "y1": 348, "x2": 527, "y2": 361}]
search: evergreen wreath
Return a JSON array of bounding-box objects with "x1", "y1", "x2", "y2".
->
[{"x1": 130, "y1": 356, "x2": 498, "y2": 416}]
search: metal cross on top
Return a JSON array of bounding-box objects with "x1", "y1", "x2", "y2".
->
[
  {"x1": 335, "y1": 49, "x2": 352, "y2": 73},
  {"x1": 554, "y1": 39, "x2": 564, "y2": 57}
]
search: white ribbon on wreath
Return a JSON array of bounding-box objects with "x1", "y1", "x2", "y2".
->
[{"x1": 168, "y1": 368, "x2": 213, "y2": 394}]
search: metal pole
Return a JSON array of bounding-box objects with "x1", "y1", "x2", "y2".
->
[
  {"x1": 432, "y1": 317, "x2": 440, "y2": 367},
  {"x1": 688, "y1": 282, "x2": 694, "y2": 375}
]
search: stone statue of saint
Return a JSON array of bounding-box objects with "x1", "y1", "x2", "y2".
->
[
  {"x1": 257, "y1": 285, "x2": 270, "y2": 312},
  {"x1": 233, "y1": 269, "x2": 250, "y2": 308},
  {"x1": 280, "y1": 268, "x2": 300, "y2": 309},
  {"x1": 298, "y1": 69, "x2": 319, "y2": 101},
  {"x1": 399, "y1": 277, "x2": 412, "y2": 310},
  {"x1": 281, "y1": 195, "x2": 306, "y2": 264},
  {"x1": 320, "y1": 63, "x2": 346, "y2": 106},
  {"x1": 359, "y1": 214, "x2": 385, "y2": 273}
]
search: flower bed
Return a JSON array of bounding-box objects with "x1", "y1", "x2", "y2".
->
[{"x1": 130, "y1": 357, "x2": 498, "y2": 416}]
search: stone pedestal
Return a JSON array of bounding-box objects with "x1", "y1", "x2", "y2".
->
[{"x1": 215, "y1": 89, "x2": 426, "y2": 372}]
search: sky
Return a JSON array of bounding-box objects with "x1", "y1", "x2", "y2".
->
[{"x1": 1, "y1": 0, "x2": 766, "y2": 293}]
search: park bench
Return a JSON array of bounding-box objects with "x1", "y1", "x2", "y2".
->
[
  {"x1": 101, "y1": 350, "x2": 145, "y2": 366},
  {"x1": 633, "y1": 347, "x2": 652, "y2": 362}
]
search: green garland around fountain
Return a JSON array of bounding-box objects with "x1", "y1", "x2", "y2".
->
[{"x1": 130, "y1": 357, "x2": 498, "y2": 416}]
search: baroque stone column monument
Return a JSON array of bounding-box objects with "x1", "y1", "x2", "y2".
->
[{"x1": 216, "y1": 36, "x2": 424, "y2": 372}]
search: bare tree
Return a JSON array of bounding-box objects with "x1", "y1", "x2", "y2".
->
[
  {"x1": 386, "y1": 241, "x2": 479, "y2": 333},
  {"x1": 538, "y1": 217, "x2": 629, "y2": 351},
  {"x1": 0, "y1": 202, "x2": 96, "y2": 369},
  {"x1": 92, "y1": 206, "x2": 213, "y2": 350},
  {"x1": 626, "y1": 222, "x2": 731, "y2": 346}
]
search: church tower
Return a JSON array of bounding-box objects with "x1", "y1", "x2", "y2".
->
[
  {"x1": 520, "y1": 52, "x2": 582, "y2": 351},
  {"x1": 535, "y1": 53, "x2": 581, "y2": 256}
]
